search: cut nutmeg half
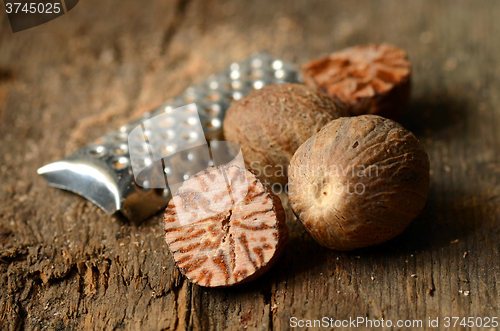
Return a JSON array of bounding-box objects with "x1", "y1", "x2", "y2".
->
[
  {"x1": 164, "y1": 165, "x2": 287, "y2": 287},
  {"x1": 223, "y1": 83, "x2": 347, "y2": 185},
  {"x1": 289, "y1": 115, "x2": 429, "y2": 251},
  {"x1": 301, "y1": 43, "x2": 411, "y2": 120}
]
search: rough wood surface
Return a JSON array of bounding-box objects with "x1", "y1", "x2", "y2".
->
[{"x1": 1, "y1": 0, "x2": 499, "y2": 330}]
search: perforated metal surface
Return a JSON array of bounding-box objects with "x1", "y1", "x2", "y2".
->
[{"x1": 37, "y1": 52, "x2": 301, "y2": 222}]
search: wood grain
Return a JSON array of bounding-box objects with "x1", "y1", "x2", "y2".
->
[{"x1": 1, "y1": 0, "x2": 499, "y2": 330}]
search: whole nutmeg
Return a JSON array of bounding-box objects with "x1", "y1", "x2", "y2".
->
[
  {"x1": 223, "y1": 83, "x2": 347, "y2": 185},
  {"x1": 301, "y1": 43, "x2": 411, "y2": 120},
  {"x1": 288, "y1": 115, "x2": 429, "y2": 251}
]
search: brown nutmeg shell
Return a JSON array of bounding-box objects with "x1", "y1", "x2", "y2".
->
[
  {"x1": 301, "y1": 43, "x2": 411, "y2": 120},
  {"x1": 289, "y1": 115, "x2": 429, "y2": 251},
  {"x1": 223, "y1": 83, "x2": 347, "y2": 185}
]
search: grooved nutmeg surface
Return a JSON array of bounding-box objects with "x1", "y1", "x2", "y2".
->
[
  {"x1": 288, "y1": 115, "x2": 429, "y2": 251},
  {"x1": 164, "y1": 165, "x2": 287, "y2": 287},
  {"x1": 301, "y1": 43, "x2": 411, "y2": 120},
  {"x1": 223, "y1": 83, "x2": 347, "y2": 185}
]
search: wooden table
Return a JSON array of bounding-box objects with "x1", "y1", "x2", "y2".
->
[{"x1": 1, "y1": 1, "x2": 499, "y2": 330}]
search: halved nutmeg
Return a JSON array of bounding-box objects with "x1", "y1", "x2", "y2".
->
[
  {"x1": 301, "y1": 43, "x2": 411, "y2": 120},
  {"x1": 164, "y1": 165, "x2": 287, "y2": 287}
]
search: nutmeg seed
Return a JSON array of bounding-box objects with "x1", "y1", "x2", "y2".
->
[
  {"x1": 164, "y1": 165, "x2": 287, "y2": 287},
  {"x1": 289, "y1": 115, "x2": 429, "y2": 251},
  {"x1": 223, "y1": 83, "x2": 347, "y2": 185},
  {"x1": 301, "y1": 43, "x2": 412, "y2": 120}
]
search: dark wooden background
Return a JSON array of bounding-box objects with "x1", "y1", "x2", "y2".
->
[{"x1": 1, "y1": 1, "x2": 499, "y2": 330}]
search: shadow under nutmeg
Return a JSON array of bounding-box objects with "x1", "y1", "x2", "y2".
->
[
  {"x1": 353, "y1": 183, "x2": 478, "y2": 258},
  {"x1": 398, "y1": 91, "x2": 468, "y2": 136}
]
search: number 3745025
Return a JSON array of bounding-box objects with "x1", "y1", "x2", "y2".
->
[
  {"x1": 5, "y1": 2, "x2": 62, "y2": 14},
  {"x1": 443, "y1": 317, "x2": 498, "y2": 328}
]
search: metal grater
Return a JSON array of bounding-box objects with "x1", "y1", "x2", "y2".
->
[{"x1": 37, "y1": 52, "x2": 301, "y2": 222}]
